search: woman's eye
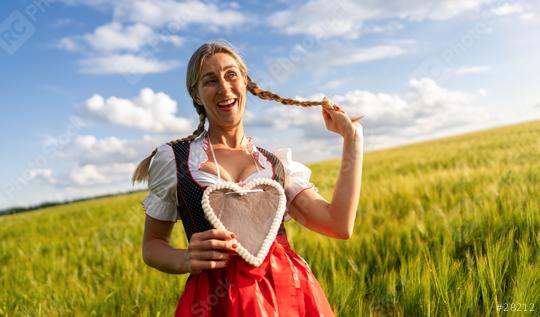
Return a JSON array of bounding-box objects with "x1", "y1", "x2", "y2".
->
[
  {"x1": 205, "y1": 79, "x2": 217, "y2": 85},
  {"x1": 227, "y1": 72, "x2": 238, "y2": 78}
]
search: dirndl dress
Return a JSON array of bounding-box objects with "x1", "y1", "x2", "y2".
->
[{"x1": 144, "y1": 135, "x2": 335, "y2": 316}]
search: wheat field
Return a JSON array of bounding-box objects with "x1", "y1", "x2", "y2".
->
[{"x1": 1, "y1": 120, "x2": 539, "y2": 316}]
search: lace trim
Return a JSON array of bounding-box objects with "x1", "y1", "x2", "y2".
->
[
  {"x1": 247, "y1": 136, "x2": 263, "y2": 167},
  {"x1": 198, "y1": 132, "x2": 210, "y2": 169}
]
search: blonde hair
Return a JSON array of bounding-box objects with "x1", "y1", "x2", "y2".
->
[{"x1": 132, "y1": 41, "x2": 361, "y2": 184}]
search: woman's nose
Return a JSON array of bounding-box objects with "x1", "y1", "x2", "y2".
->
[{"x1": 217, "y1": 78, "x2": 232, "y2": 94}]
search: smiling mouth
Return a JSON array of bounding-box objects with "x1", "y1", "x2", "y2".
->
[{"x1": 217, "y1": 98, "x2": 237, "y2": 110}]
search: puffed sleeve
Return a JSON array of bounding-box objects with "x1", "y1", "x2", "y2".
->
[
  {"x1": 141, "y1": 144, "x2": 178, "y2": 222},
  {"x1": 272, "y1": 148, "x2": 318, "y2": 219}
]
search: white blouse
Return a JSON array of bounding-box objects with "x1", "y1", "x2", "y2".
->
[{"x1": 142, "y1": 130, "x2": 317, "y2": 222}]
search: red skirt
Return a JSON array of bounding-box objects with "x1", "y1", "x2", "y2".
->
[{"x1": 175, "y1": 235, "x2": 335, "y2": 316}]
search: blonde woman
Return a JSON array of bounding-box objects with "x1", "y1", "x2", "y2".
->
[{"x1": 133, "y1": 41, "x2": 364, "y2": 316}]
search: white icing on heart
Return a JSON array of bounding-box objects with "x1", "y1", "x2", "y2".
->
[{"x1": 201, "y1": 178, "x2": 287, "y2": 267}]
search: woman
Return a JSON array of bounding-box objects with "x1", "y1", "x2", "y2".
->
[{"x1": 132, "y1": 41, "x2": 364, "y2": 316}]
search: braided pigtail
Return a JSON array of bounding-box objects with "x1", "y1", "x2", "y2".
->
[
  {"x1": 131, "y1": 148, "x2": 158, "y2": 184},
  {"x1": 169, "y1": 103, "x2": 207, "y2": 145},
  {"x1": 132, "y1": 103, "x2": 206, "y2": 184},
  {"x1": 246, "y1": 76, "x2": 362, "y2": 123}
]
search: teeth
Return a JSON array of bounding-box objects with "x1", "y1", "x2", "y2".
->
[{"x1": 218, "y1": 99, "x2": 236, "y2": 106}]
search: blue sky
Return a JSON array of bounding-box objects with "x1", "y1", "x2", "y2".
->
[{"x1": 1, "y1": 0, "x2": 539, "y2": 210}]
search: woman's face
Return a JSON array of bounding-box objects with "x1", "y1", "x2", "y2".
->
[{"x1": 194, "y1": 52, "x2": 247, "y2": 129}]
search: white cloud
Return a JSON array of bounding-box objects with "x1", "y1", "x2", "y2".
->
[
  {"x1": 331, "y1": 45, "x2": 405, "y2": 65},
  {"x1": 85, "y1": 22, "x2": 149, "y2": 52},
  {"x1": 60, "y1": 0, "x2": 249, "y2": 30},
  {"x1": 247, "y1": 104, "x2": 322, "y2": 130},
  {"x1": 57, "y1": 37, "x2": 79, "y2": 51},
  {"x1": 60, "y1": 21, "x2": 183, "y2": 75},
  {"x1": 268, "y1": 1, "x2": 370, "y2": 39},
  {"x1": 78, "y1": 54, "x2": 180, "y2": 75},
  {"x1": 492, "y1": 3, "x2": 524, "y2": 16},
  {"x1": 58, "y1": 133, "x2": 173, "y2": 164},
  {"x1": 259, "y1": 136, "x2": 342, "y2": 163},
  {"x1": 69, "y1": 164, "x2": 107, "y2": 186},
  {"x1": 334, "y1": 90, "x2": 408, "y2": 121},
  {"x1": 264, "y1": 44, "x2": 406, "y2": 83},
  {"x1": 68, "y1": 163, "x2": 136, "y2": 186},
  {"x1": 520, "y1": 12, "x2": 535, "y2": 21},
  {"x1": 455, "y1": 65, "x2": 490, "y2": 74},
  {"x1": 344, "y1": 78, "x2": 489, "y2": 139},
  {"x1": 268, "y1": 0, "x2": 491, "y2": 39},
  {"x1": 322, "y1": 78, "x2": 348, "y2": 89},
  {"x1": 58, "y1": 0, "x2": 253, "y2": 77},
  {"x1": 73, "y1": 135, "x2": 139, "y2": 165},
  {"x1": 401, "y1": 1, "x2": 492, "y2": 20},
  {"x1": 59, "y1": 22, "x2": 184, "y2": 53},
  {"x1": 82, "y1": 88, "x2": 192, "y2": 133},
  {"x1": 112, "y1": 0, "x2": 249, "y2": 30},
  {"x1": 29, "y1": 169, "x2": 59, "y2": 185},
  {"x1": 364, "y1": 22, "x2": 404, "y2": 34},
  {"x1": 37, "y1": 131, "x2": 181, "y2": 190},
  {"x1": 85, "y1": 22, "x2": 183, "y2": 52}
]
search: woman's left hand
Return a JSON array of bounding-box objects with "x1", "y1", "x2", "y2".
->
[{"x1": 321, "y1": 102, "x2": 361, "y2": 139}]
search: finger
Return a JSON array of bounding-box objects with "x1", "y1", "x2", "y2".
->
[
  {"x1": 190, "y1": 250, "x2": 230, "y2": 261},
  {"x1": 330, "y1": 108, "x2": 353, "y2": 120},
  {"x1": 192, "y1": 229, "x2": 235, "y2": 242},
  {"x1": 351, "y1": 115, "x2": 365, "y2": 123},
  {"x1": 322, "y1": 107, "x2": 334, "y2": 120},
  {"x1": 322, "y1": 110, "x2": 333, "y2": 127},
  {"x1": 329, "y1": 104, "x2": 347, "y2": 115},
  {"x1": 192, "y1": 239, "x2": 238, "y2": 251},
  {"x1": 322, "y1": 109, "x2": 331, "y2": 120},
  {"x1": 191, "y1": 259, "x2": 228, "y2": 271}
]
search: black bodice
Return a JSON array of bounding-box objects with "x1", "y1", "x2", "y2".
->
[{"x1": 168, "y1": 140, "x2": 287, "y2": 241}]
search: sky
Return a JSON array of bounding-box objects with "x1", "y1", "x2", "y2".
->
[{"x1": 1, "y1": 0, "x2": 539, "y2": 210}]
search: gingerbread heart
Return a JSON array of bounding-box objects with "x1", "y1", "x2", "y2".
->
[{"x1": 201, "y1": 178, "x2": 287, "y2": 266}]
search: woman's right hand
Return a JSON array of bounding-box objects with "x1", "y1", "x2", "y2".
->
[{"x1": 186, "y1": 229, "x2": 237, "y2": 274}]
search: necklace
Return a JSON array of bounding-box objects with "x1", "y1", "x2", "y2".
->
[{"x1": 207, "y1": 131, "x2": 260, "y2": 182}]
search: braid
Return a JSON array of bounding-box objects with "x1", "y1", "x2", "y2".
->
[
  {"x1": 246, "y1": 76, "x2": 362, "y2": 123},
  {"x1": 246, "y1": 76, "x2": 323, "y2": 107},
  {"x1": 169, "y1": 103, "x2": 207, "y2": 145},
  {"x1": 131, "y1": 102, "x2": 206, "y2": 184},
  {"x1": 131, "y1": 147, "x2": 158, "y2": 184}
]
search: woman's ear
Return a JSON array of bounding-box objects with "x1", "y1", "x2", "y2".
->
[
  {"x1": 191, "y1": 87, "x2": 201, "y2": 105},
  {"x1": 193, "y1": 93, "x2": 202, "y2": 105}
]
